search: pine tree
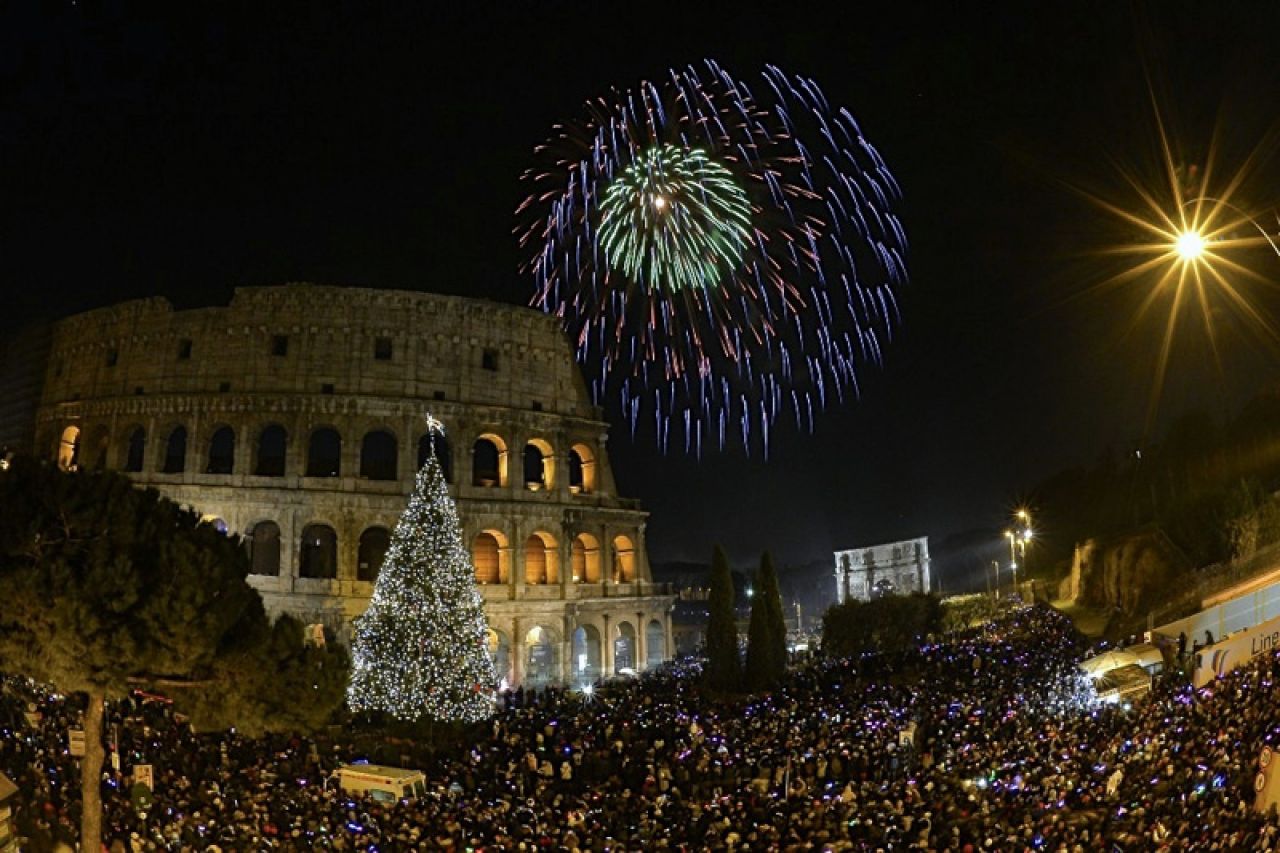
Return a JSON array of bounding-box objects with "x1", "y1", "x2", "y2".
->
[
  {"x1": 745, "y1": 551, "x2": 788, "y2": 691},
  {"x1": 348, "y1": 423, "x2": 495, "y2": 722},
  {"x1": 704, "y1": 544, "x2": 741, "y2": 692}
]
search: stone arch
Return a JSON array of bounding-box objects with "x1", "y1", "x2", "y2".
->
[
  {"x1": 571, "y1": 532, "x2": 602, "y2": 583},
  {"x1": 122, "y1": 425, "x2": 146, "y2": 473},
  {"x1": 299, "y1": 523, "x2": 339, "y2": 579},
  {"x1": 306, "y1": 427, "x2": 342, "y2": 477},
  {"x1": 472, "y1": 529, "x2": 510, "y2": 584},
  {"x1": 522, "y1": 531, "x2": 560, "y2": 585},
  {"x1": 206, "y1": 425, "x2": 236, "y2": 475},
  {"x1": 568, "y1": 442, "x2": 596, "y2": 494},
  {"x1": 612, "y1": 534, "x2": 637, "y2": 582},
  {"x1": 486, "y1": 628, "x2": 512, "y2": 687},
  {"x1": 614, "y1": 620, "x2": 637, "y2": 672},
  {"x1": 522, "y1": 437, "x2": 556, "y2": 491},
  {"x1": 254, "y1": 424, "x2": 288, "y2": 477},
  {"x1": 418, "y1": 431, "x2": 452, "y2": 482},
  {"x1": 84, "y1": 425, "x2": 110, "y2": 470},
  {"x1": 646, "y1": 619, "x2": 665, "y2": 668},
  {"x1": 57, "y1": 424, "x2": 81, "y2": 471},
  {"x1": 360, "y1": 429, "x2": 398, "y2": 481},
  {"x1": 161, "y1": 425, "x2": 187, "y2": 474},
  {"x1": 472, "y1": 432, "x2": 508, "y2": 487},
  {"x1": 247, "y1": 520, "x2": 281, "y2": 576},
  {"x1": 571, "y1": 624, "x2": 603, "y2": 682},
  {"x1": 524, "y1": 624, "x2": 561, "y2": 689},
  {"x1": 358, "y1": 526, "x2": 391, "y2": 582}
]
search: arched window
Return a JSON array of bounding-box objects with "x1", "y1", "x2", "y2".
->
[
  {"x1": 85, "y1": 427, "x2": 110, "y2": 470},
  {"x1": 359, "y1": 430, "x2": 398, "y2": 481},
  {"x1": 473, "y1": 532, "x2": 502, "y2": 584},
  {"x1": 612, "y1": 535, "x2": 636, "y2": 582},
  {"x1": 123, "y1": 427, "x2": 146, "y2": 473},
  {"x1": 207, "y1": 426, "x2": 235, "y2": 475},
  {"x1": 418, "y1": 432, "x2": 452, "y2": 482},
  {"x1": 572, "y1": 533, "x2": 601, "y2": 583},
  {"x1": 57, "y1": 425, "x2": 81, "y2": 471},
  {"x1": 255, "y1": 424, "x2": 287, "y2": 477},
  {"x1": 162, "y1": 426, "x2": 187, "y2": 474},
  {"x1": 299, "y1": 524, "x2": 338, "y2": 579},
  {"x1": 306, "y1": 428, "x2": 341, "y2": 477},
  {"x1": 472, "y1": 437, "x2": 501, "y2": 487},
  {"x1": 569, "y1": 443, "x2": 596, "y2": 494},
  {"x1": 522, "y1": 439, "x2": 555, "y2": 491},
  {"x1": 248, "y1": 521, "x2": 281, "y2": 576},
  {"x1": 358, "y1": 527, "x2": 391, "y2": 582},
  {"x1": 646, "y1": 619, "x2": 665, "y2": 668}
]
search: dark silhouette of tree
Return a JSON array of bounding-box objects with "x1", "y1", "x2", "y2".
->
[
  {"x1": 704, "y1": 545, "x2": 741, "y2": 692},
  {"x1": 0, "y1": 456, "x2": 347, "y2": 851},
  {"x1": 745, "y1": 551, "x2": 788, "y2": 691}
]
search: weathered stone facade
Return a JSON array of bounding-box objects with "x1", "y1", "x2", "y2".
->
[
  {"x1": 29, "y1": 284, "x2": 675, "y2": 687},
  {"x1": 833, "y1": 537, "x2": 931, "y2": 603}
]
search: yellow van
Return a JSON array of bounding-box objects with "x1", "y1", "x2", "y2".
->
[{"x1": 337, "y1": 764, "x2": 428, "y2": 803}]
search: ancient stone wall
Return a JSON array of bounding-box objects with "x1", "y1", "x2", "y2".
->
[{"x1": 30, "y1": 284, "x2": 675, "y2": 686}]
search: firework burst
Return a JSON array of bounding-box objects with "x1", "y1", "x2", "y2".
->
[{"x1": 517, "y1": 60, "x2": 908, "y2": 454}]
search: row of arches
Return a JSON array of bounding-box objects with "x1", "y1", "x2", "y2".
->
[
  {"x1": 239, "y1": 522, "x2": 638, "y2": 586},
  {"x1": 244, "y1": 521, "x2": 390, "y2": 581},
  {"x1": 472, "y1": 531, "x2": 637, "y2": 585},
  {"x1": 486, "y1": 620, "x2": 666, "y2": 687},
  {"x1": 54, "y1": 423, "x2": 599, "y2": 491}
]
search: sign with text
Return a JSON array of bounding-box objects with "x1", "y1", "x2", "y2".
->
[
  {"x1": 1193, "y1": 613, "x2": 1280, "y2": 688},
  {"x1": 67, "y1": 728, "x2": 85, "y2": 757}
]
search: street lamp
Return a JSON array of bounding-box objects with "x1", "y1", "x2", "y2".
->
[{"x1": 1005, "y1": 509, "x2": 1033, "y2": 598}]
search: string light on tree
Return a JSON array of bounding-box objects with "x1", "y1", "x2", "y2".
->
[{"x1": 347, "y1": 415, "x2": 495, "y2": 722}]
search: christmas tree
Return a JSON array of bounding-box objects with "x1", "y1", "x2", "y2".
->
[{"x1": 348, "y1": 417, "x2": 495, "y2": 722}]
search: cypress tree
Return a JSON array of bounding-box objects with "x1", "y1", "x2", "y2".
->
[
  {"x1": 704, "y1": 544, "x2": 741, "y2": 692},
  {"x1": 745, "y1": 551, "x2": 788, "y2": 690}
]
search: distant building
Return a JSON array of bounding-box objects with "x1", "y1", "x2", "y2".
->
[{"x1": 833, "y1": 537, "x2": 931, "y2": 603}]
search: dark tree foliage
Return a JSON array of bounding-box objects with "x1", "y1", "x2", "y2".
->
[
  {"x1": 745, "y1": 551, "x2": 788, "y2": 692},
  {"x1": 704, "y1": 545, "x2": 741, "y2": 692},
  {"x1": 822, "y1": 593, "x2": 943, "y2": 658},
  {"x1": 1031, "y1": 394, "x2": 1280, "y2": 575},
  {"x1": 0, "y1": 456, "x2": 347, "y2": 850}
]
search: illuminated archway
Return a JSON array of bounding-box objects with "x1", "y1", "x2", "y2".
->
[
  {"x1": 522, "y1": 531, "x2": 560, "y2": 584},
  {"x1": 473, "y1": 529, "x2": 510, "y2": 584},
  {"x1": 614, "y1": 621, "x2": 636, "y2": 672},
  {"x1": 612, "y1": 535, "x2": 636, "y2": 582},
  {"x1": 57, "y1": 425, "x2": 80, "y2": 471},
  {"x1": 571, "y1": 533, "x2": 601, "y2": 583},
  {"x1": 571, "y1": 625, "x2": 602, "y2": 682},
  {"x1": 473, "y1": 433, "x2": 508, "y2": 487},
  {"x1": 522, "y1": 438, "x2": 556, "y2": 491},
  {"x1": 568, "y1": 442, "x2": 596, "y2": 494}
]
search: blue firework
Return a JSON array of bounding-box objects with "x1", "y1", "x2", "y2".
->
[{"x1": 517, "y1": 60, "x2": 908, "y2": 454}]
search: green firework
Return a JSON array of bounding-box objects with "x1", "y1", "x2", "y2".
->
[{"x1": 599, "y1": 144, "x2": 752, "y2": 293}]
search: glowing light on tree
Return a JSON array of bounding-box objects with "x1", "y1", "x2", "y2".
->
[{"x1": 347, "y1": 417, "x2": 495, "y2": 722}]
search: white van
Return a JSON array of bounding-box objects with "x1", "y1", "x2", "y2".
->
[{"x1": 337, "y1": 764, "x2": 428, "y2": 803}]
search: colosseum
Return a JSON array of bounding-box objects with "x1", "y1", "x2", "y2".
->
[{"x1": 11, "y1": 284, "x2": 675, "y2": 689}]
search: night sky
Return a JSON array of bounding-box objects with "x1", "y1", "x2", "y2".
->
[{"x1": 4, "y1": 3, "x2": 1279, "y2": 586}]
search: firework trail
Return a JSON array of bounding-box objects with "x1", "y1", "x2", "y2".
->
[{"x1": 516, "y1": 60, "x2": 908, "y2": 454}]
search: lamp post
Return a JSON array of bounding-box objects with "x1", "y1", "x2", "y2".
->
[{"x1": 1005, "y1": 510, "x2": 1033, "y2": 599}]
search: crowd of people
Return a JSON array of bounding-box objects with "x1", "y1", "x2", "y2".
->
[{"x1": 4, "y1": 603, "x2": 1280, "y2": 851}]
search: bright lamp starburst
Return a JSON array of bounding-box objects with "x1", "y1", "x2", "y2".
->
[
  {"x1": 1174, "y1": 229, "x2": 1206, "y2": 261},
  {"x1": 1082, "y1": 95, "x2": 1280, "y2": 432}
]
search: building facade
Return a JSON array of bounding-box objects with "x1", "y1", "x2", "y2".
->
[
  {"x1": 833, "y1": 536, "x2": 931, "y2": 603},
  {"x1": 20, "y1": 284, "x2": 674, "y2": 688}
]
